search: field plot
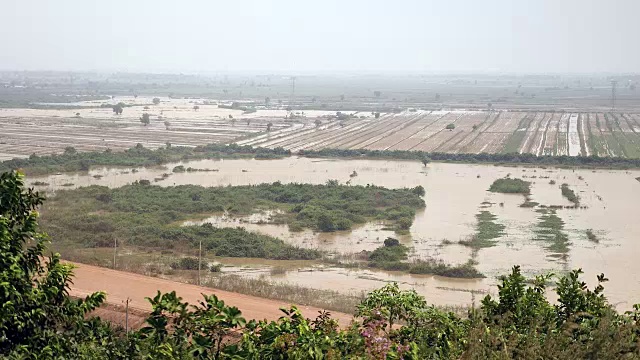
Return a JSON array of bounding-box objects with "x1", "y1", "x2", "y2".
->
[
  {"x1": 465, "y1": 111, "x2": 527, "y2": 154},
  {"x1": 540, "y1": 113, "x2": 560, "y2": 155},
  {"x1": 437, "y1": 112, "x2": 491, "y2": 153},
  {"x1": 601, "y1": 114, "x2": 626, "y2": 157},
  {"x1": 555, "y1": 113, "x2": 569, "y2": 156},
  {"x1": 586, "y1": 113, "x2": 610, "y2": 156},
  {"x1": 0, "y1": 97, "x2": 308, "y2": 159},
  {"x1": 499, "y1": 112, "x2": 535, "y2": 154},
  {"x1": 519, "y1": 112, "x2": 546, "y2": 154},
  {"x1": 248, "y1": 111, "x2": 640, "y2": 157},
  {"x1": 567, "y1": 114, "x2": 581, "y2": 156}
]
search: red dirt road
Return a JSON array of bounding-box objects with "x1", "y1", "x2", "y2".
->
[{"x1": 67, "y1": 262, "x2": 353, "y2": 327}]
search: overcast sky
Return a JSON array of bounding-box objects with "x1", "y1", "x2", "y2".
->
[{"x1": 1, "y1": 0, "x2": 638, "y2": 74}]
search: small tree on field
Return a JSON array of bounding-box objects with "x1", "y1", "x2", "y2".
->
[
  {"x1": 315, "y1": 119, "x2": 322, "y2": 127},
  {"x1": 193, "y1": 105, "x2": 199, "y2": 111},
  {"x1": 228, "y1": 114, "x2": 233, "y2": 119},
  {"x1": 446, "y1": 123, "x2": 455, "y2": 130},
  {"x1": 265, "y1": 97, "x2": 270, "y2": 106},
  {"x1": 487, "y1": 102, "x2": 493, "y2": 110},
  {"x1": 231, "y1": 118, "x2": 236, "y2": 127},
  {"x1": 64, "y1": 146, "x2": 77, "y2": 155},
  {"x1": 472, "y1": 124, "x2": 479, "y2": 131},
  {"x1": 267, "y1": 122, "x2": 273, "y2": 132},
  {"x1": 140, "y1": 113, "x2": 150, "y2": 126},
  {"x1": 435, "y1": 93, "x2": 441, "y2": 101},
  {"x1": 421, "y1": 157, "x2": 430, "y2": 167},
  {"x1": 374, "y1": 91, "x2": 381, "y2": 98},
  {"x1": 112, "y1": 104, "x2": 123, "y2": 115},
  {"x1": 152, "y1": 97, "x2": 161, "y2": 105},
  {"x1": 374, "y1": 112, "x2": 381, "y2": 119},
  {"x1": 164, "y1": 121, "x2": 171, "y2": 130},
  {"x1": 340, "y1": 94, "x2": 345, "y2": 101}
]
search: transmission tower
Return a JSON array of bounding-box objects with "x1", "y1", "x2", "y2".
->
[
  {"x1": 611, "y1": 80, "x2": 618, "y2": 111},
  {"x1": 290, "y1": 76, "x2": 297, "y2": 105}
]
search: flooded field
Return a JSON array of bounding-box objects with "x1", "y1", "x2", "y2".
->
[
  {"x1": 30, "y1": 157, "x2": 640, "y2": 309},
  {"x1": 0, "y1": 96, "x2": 368, "y2": 160}
]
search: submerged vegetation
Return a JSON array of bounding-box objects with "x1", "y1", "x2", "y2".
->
[
  {"x1": 459, "y1": 211, "x2": 505, "y2": 248},
  {"x1": 534, "y1": 209, "x2": 571, "y2": 255},
  {"x1": 365, "y1": 238, "x2": 484, "y2": 278},
  {"x1": 586, "y1": 229, "x2": 600, "y2": 243},
  {"x1": 561, "y1": 183, "x2": 580, "y2": 205}
]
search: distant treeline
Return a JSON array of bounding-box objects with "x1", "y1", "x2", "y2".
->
[
  {"x1": 4, "y1": 142, "x2": 640, "y2": 176},
  {"x1": 299, "y1": 148, "x2": 640, "y2": 169},
  {"x1": 0, "y1": 143, "x2": 290, "y2": 175}
]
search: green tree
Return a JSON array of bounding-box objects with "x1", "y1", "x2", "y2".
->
[
  {"x1": 112, "y1": 104, "x2": 123, "y2": 115},
  {"x1": 193, "y1": 105, "x2": 200, "y2": 111},
  {"x1": 266, "y1": 122, "x2": 273, "y2": 132},
  {"x1": 446, "y1": 123, "x2": 455, "y2": 130},
  {"x1": 0, "y1": 171, "x2": 108, "y2": 357},
  {"x1": 140, "y1": 113, "x2": 151, "y2": 126},
  {"x1": 153, "y1": 97, "x2": 161, "y2": 105}
]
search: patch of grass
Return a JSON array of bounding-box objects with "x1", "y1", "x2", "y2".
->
[
  {"x1": 489, "y1": 178, "x2": 531, "y2": 194},
  {"x1": 560, "y1": 183, "x2": 579, "y2": 206},
  {"x1": 459, "y1": 211, "x2": 505, "y2": 249}
]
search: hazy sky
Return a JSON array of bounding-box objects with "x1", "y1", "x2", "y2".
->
[{"x1": 1, "y1": 0, "x2": 639, "y2": 74}]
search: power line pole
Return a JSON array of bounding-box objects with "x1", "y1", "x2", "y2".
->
[
  {"x1": 198, "y1": 239, "x2": 202, "y2": 286},
  {"x1": 124, "y1": 297, "x2": 130, "y2": 334},
  {"x1": 290, "y1": 76, "x2": 296, "y2": 106},
  {"x1": 611, "y1": 80, "x2": 618, "y2": 111}
]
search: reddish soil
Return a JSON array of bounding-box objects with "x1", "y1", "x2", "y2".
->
[{"x1": 67, "y1": 262, "x2": 354, "y2": 327}]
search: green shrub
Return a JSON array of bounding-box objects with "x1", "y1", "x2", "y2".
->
[
  {"x1": 170, "y1": 257, "x2": 199, "y2": 270},
  {"x1": 489, "y1": 177, "x2": 531, "y2": 194}
]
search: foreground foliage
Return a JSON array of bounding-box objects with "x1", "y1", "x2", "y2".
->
[{"x1": 5, "y1": 170, "x2": 640, "y2": 359}]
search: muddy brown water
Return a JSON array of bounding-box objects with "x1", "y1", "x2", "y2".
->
[{"x1": 29, "y1": 158, "x2": 640, "y2": 309}]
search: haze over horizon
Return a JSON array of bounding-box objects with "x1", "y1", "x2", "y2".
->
[{"x1": 1, "y1": 0, "x2": 639, "y2": 74}]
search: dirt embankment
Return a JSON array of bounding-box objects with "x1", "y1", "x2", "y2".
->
[{"x1": 67, "y1": 262, "x2": 353, "y2": 329}]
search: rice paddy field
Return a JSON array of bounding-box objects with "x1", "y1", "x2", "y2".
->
[{"x1": 242, "y1": 110, "x2": 640, "y2": 158}]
